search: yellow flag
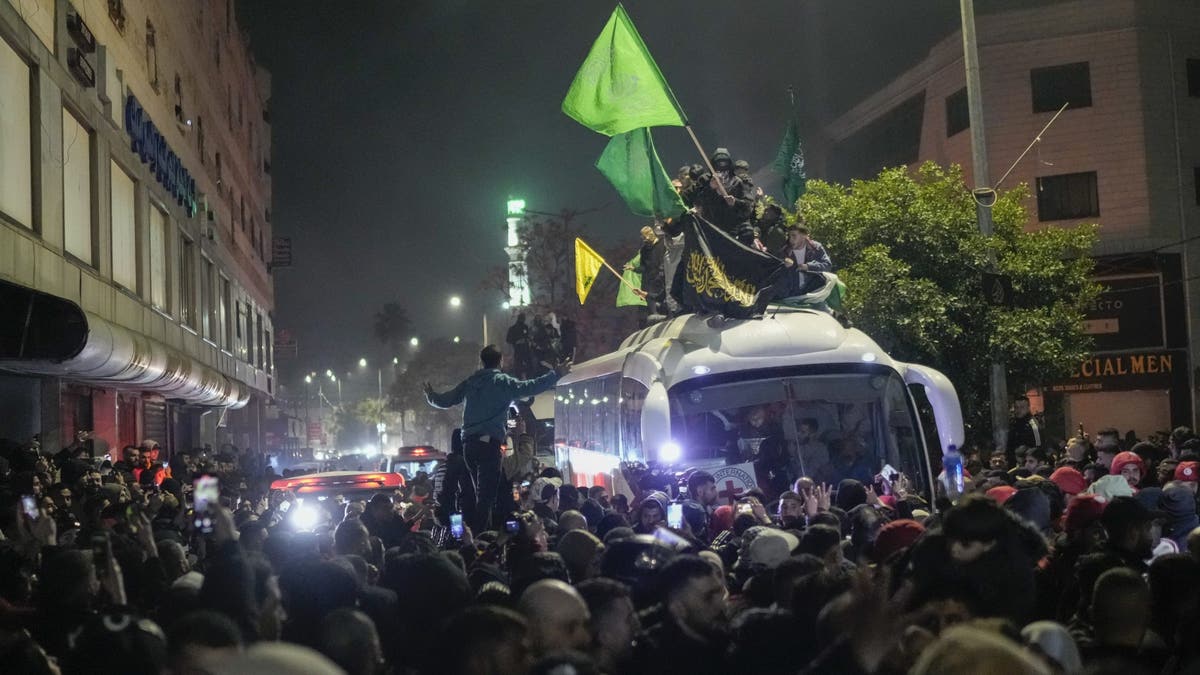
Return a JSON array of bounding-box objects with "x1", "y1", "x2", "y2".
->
[{"x1": 575, "y1": 238, "x2": 606, "y2": 304}]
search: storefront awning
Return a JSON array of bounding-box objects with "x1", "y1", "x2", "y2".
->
[{"x1": 0, "y1": 280, "x2": 250, "y2": 408}]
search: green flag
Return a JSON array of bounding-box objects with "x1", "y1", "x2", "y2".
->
[
  {"x1": 617, "y1": 253, "x2": 646, "y2": 307},
  {"x1": 562, "y1": 5, "x2": 686, "y2": 136},
  {"x1": 773, "y1": 117, "x2": 808, "y2": 207},
  {"x1": 596, "y1": 127, "x2": 686, "y2": 218}
]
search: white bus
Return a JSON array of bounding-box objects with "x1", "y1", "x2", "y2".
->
[{"x1": 551, "y1": 307, "x2": 963, "y2": 502}]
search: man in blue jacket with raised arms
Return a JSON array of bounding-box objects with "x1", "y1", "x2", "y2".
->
[{"x1": 425, "y1": 344, "x2": 569, "y2": 531}]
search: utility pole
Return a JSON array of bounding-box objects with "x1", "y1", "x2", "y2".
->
[{"x1": 960, "y1": 0, "x2": 1009, "y2": 452}]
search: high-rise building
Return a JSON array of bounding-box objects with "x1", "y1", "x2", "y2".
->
[
  {"x1": 0, "y1": 0, "x2": 274, "y2": 454},
  {"x1": 808, "y1": 0, "x2": 1199, "y2": 438}
]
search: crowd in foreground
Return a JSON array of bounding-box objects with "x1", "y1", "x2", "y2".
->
[{"x1": 2, "y1": 424, "x2": 1200, "y2": 674}]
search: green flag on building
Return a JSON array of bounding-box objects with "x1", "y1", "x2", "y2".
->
[
  {"x1": 616, "y1": 253, "x2": 646, "y2": 307},
  {"x1": 773, "y1": 117, "x2": 808, "y2": 207},
  {"x1": 562, "y1": 5, "x2": 686, "y2": 136},
  {"x1": 596, "y1": 127, "x2": 686, "y2": 219}
]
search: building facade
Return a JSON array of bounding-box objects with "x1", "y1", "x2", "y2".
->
[
  {"x1": 0, "y1": 0, "x2": 274, "y2": 455},
  {"x1": 809, "y1": 0, "x2": 1200, "y2": 440}
]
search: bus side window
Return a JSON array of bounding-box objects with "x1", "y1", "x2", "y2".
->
[{"x1": 620, "y1": 378, "x2": 648, "y2": 462}]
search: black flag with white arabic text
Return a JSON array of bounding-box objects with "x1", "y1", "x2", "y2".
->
[{"x1": 673, "y1": 215, "x2": 785, "y2": 319}]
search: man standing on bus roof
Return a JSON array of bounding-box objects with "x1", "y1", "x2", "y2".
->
[
  {"x1": 777, "y1": 224, "x2": 833, "y2": 296},
  {"x1": 424, "y1": 344, "x2": 570, "y2": 531}
]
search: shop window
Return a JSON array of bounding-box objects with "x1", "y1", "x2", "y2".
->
[
  {"x1": 180, "y1": 235, "x2": 196, "y2": 328},
  {"x1": 1030, "y1": 62, "x2": 1091, "y2": 113},
  {"x1": 62, "y1": 108, "x2": 94, "y2": 265},
  {"x1": 0, "y1": 38, "x2": 33, "y2": 228},
  {"x1": 110, "y1": 161, "x2": 137, "y2": 290},
  {"x1": 1037, "y1": 171, "x2": 1099, "y2": 221},
  {"x1": 149, "y1": 207, "x2": 169, "y2": 310},
  {"x1": 1188, "y1": 59, "x2": 1200, "y2": 98}
]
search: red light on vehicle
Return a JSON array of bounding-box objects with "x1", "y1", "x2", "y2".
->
[{"x1": 411, "y1": 448, "x2": 427, "y2": 456}]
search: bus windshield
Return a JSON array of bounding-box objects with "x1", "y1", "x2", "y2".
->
[{"x1": 669, "y1": 369, "x2": 929, "y2": 496}]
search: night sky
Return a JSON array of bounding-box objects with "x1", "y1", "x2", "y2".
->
[{"x1": 238, "y1": 0, "x2": 1047, "y2": 386}]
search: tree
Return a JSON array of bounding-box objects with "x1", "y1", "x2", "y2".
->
[
  {"x1": 389, "y1": 337, "x2": 483, "y2": 447},
  {"x1": 800, "y1": 163, "x2": 1099, "y2": 447},
  {"x1": 373, "y1": 302, "x2": 412, "y2": 356},
  {"x1": 481, "y1": 210, "x2": 640, "y2": 363}
]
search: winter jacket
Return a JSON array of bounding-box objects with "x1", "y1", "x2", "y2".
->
[{"x1": 426, "y1": 368, "x2": 557, "y2": 440}]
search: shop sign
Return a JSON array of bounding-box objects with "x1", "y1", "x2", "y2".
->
[
  {"x1": 1085, "y1": 276, "x2": 1163, "y2": 351},
  {"x1": 1047, "y1": 350, "x2": 1181, "y2": 393},
  {"x1": 124, "y1": 94, "x2": 198, "y2": 217}
]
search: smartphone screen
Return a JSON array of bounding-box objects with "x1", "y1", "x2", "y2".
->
[
  {"x1": 505, "y1": 519, "x2": 519, "y2": 534},
  {"x1": 667, "y1": 503, "x2": 683, "y2": 529},
  {"x1": 736, "y1": 503, "x2": 753, "y2": 517},
  {"x1": 279, "y1": 500, "x2": 291, "y2": 513},
  {"x1": 450, "y1": 513, "x2": 464, "y2": 540},
  {"x1": 193, "y1": 476, "x2": 219, "y2": 532},
  {"x1": 21, "y1": 495, "x2": 38, "y2": 520}
]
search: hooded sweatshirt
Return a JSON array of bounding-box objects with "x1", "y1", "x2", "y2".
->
[
  {"x1": 426, "y1": 368, "x2": 557, "y2": 439},
  {"x1": 1160, "y1": 485, "x2": 1199, "y2": 548}
]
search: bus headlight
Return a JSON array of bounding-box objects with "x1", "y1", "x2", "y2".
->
[{"x1": 659, "y1": 442, "x2": 682, "y2": 463}]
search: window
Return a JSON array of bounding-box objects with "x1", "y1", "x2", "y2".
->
[
  {"x1": 62, "y1": 108, "x2": 94, "y2": 264},
  {"x1": 214, "y1": 35, "x2": 221, "y2": 68},
  {"x1": 0, "y1": 38, "x2": 33, "y2": 228},
  {"x1": 227, "y1": 85, "x2": 233, "y2": 130},
  {"x1": 145, "y1": 20, "x2": 159, "y2": 91},
  {"x1": 1030, "y1": 62, "x2": 1091, "y2": 113},
  {"x1": 197, "y1": 116, "x2": 205, "y2": 162},
  {"x1": 235, "y1": 300, "x2": 242, "y2": 339},
  {"x1": 110, "y1": 161, "x2": 137, "y2": 290},
  {"x1": 149, "y1": 207, "x2": 168, "y2": 309},
  {"x1": 180, "y1": 235, "x2": 196, "y2": 328},
  {"x1": 945, "y1": 87, "x2": 969, "y2": 137},
  {"x1": 108, "y1": 0, "x2": 126, "y2": 34},
  {"x1": 215, "y1": 151, "x2": 222, "y2": 184},
  {"x1": 265, "y1": 329, "x2": 272, "y2": 374},
  {"x1": 174, "y1": 73, "x2": 184, "y2": 122},
  {"x1": 1194, "y1": 167, "x2": 1200, "y2": 205},
  {"x1": 219, "y1": 277, "x2": 231, "y2": 348},
  {"x1": 245, "y1": 306, "x2": 255, "y2": 364},
  {"x1": 240, "y1": 196, "x2": 246, "y2": 231},
  {"x1": 1189, "y1": 60, "x2": 1200, "y2": 98},
  {"x1": 201, "y1": 258, "x2": 215, "y2": 339},
  {"x1": 1037, "y1": 171, "x2": 1099, "y2": 221},
  {"x1": 256, "y1": 312, "x2": 264, "y2": 369}
]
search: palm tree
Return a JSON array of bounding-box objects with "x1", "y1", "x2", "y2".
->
[{"x1": 373, "y1": 302, "x2": 412, "y2": 355}]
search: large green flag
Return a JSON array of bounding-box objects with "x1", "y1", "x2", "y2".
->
[
  {"x1": 616, "y1": 253, "x2": 646, "y2": 307},
  {"x1": 562, "y1": 5, "x2": 686, "y2": 136},
  {"x1": 773, "y1": 117, "x2": 808, "y2": 207},
  {"x1": 596, "y1": 127, "x2": 686, "y2": 218}
]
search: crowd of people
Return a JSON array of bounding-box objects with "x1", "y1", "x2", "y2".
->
[{"x1": 6, "y1": 394, "x2": 1200, "y2": 674}]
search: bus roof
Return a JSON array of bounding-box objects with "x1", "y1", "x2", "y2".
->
[{"x1": 558, "y1": 308, "x2": 901, "y2": 389}]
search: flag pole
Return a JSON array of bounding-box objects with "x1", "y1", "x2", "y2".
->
[
  {"x1": 599, "y1": 257, "x2": 642, "y2": 294},
  {"x1": 684, "y1": 126, "x2": 731, "y2": 200}
]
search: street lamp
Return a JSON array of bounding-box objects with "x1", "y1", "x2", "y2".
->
[
  {"x1": 358, "y1": 357, "x2": 383, "y2": 399},
  {"x1": 449, "y1": 295, "x2": 462, "y2": 308},
  {"x1": 409, "y1": 337, "x2": 419, "y2": 347},
  {"x1": 453, "y1": 336, "x2": 461, "y2": 343},
  {"x1": 304, "y1": 375, "x2": 312, "y2": 384}
]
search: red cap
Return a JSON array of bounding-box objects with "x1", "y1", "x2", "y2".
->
[
  {"x1": 1050, "y1": 466, "x2": 1087, "y2": 495},
  {"x1": 871, "y1": 519, "x2": 925, "y2": 562},
  {"x1": 1063, "y1": 494, "x2": 1107, "y2": 533},
  {"x1": 1109, "y1": 451, "x2": 1146, "y2": 477},
  {"x1": 1175, "y1": 461, "x2": 1199, "y2": 483},
  {"x1": 986, "y1": 485, "x2": 1018, "y2": 504},
  {"x1": 710, "y1": 504, "x2": 734, "y2": 534}
]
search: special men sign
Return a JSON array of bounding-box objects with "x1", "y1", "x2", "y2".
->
[{"x1": 1047, "y1": 350, "x2": 1181, "y2": 393}]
